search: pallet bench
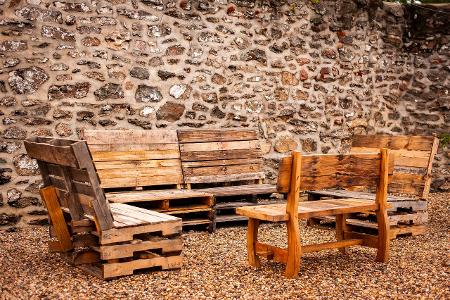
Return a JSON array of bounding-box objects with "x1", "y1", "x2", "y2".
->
[
  {"x1": 81, "y1": 129, "x2": 216, "y2": 232},
  {"x1": 307, "y1": 135, "x2": 439, "y2": 238},
  {"x1": 178, "y1": 129, "x2": 278, "y2": 224},
  {"x1": 25, "y1": 137, "x2": 183, "y2": 279},
  {"x1": 237, "y1": 150, "x2": 392, "y2": 278}
]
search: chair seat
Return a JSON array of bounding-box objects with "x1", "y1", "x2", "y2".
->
[
  {"x1": 110, "y1": 203, "x2": 180, "y2": 228},
  {"x1": 236, "y1": 198, "x2": 378, "y2": 222},
  {"x1": 106, "y1": 189, "x2": 212, "y2": 203},
  {"x1": 192, "y1": 184, "x2": 277, "y2": 197}
]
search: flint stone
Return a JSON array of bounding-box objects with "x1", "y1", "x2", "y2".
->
[
  {"x1": 135, "y1": 85, "x2": 163, "y2": 102},
  {"x1": 8, "y1": 67, "x2": 49, "y2": 94}
]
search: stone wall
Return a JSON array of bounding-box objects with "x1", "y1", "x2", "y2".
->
[{"x1": 0, "y1": 0, "x2": 448, "y2": 229}]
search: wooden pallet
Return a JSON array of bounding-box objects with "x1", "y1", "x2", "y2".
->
[
  {"x1": 25, "y1": 137, "x2": 185, "y2": 280},
  {"x1": 309, "y1": 216, "x2": 428, "y2": 239},
  {"x1": 178, "y1": 129, "x2": 278, "y2": 225}
]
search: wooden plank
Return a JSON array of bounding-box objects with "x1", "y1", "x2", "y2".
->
[
  {"x1": 102, "y1": 255, "x2": 182, "y2": 278},
  {"x1": 180, "y1": 149, "x2": 261, "y2": 162},
  {"x1": 178, "y1": 129, "x2": 258, "y2": 143},
  {"x1": 352, "y1": 135, "x2": 435, "y2": 151},
  {"x1": 352, "y1": 147, "x2": 430, "y2": 168},
  {"x1": 81, "y1": 129, "x2": 178, "y2": 144},
  {"x1": 344, "y1": 231, "x2": 378, "y2": 248},
  {"x1": 184, "y1": 172, "x2": 266, "y2": 184},
  {"x1": 94, "y1": 159, "x2": 180, "y2": 170},
  {"x1": 183, "y1": 163, "x2": 262, "y2": 177},
  {"x1": 247, "y1": 218, "x2": 261, "y2": 268},
  {"x1": 300, "y1": 153, "x2": 386, "y2": 177},
  {"x1": 97, "y1": 238, "x2": 182, "y2": 260},
  {"x1": 97, "y1": 166, "x2": 182, "y2": 179},
  {"x1": 236, "y1": 205, "x2": 288, "y2": 222},
  {"x1": 302, "y1": 239, "x2": 363, "y2": 253},
  {"x1": 39, "y1": 186, "x2": 73, "y2": 252},
  {"x1": 91, "y1": 150, "x2": 180, "y2": 162},
  {"x1": 71, "y1": 141, "x2": 115, "y2": 231},
  {"x1": 49, "y1": 176, "x2": 94, "y2": 196},
  {"x1": 47, "y1": 164, "x2": 90, "y2": 183},
  {"x1": 193, "y1": 184, "x2": 277, "y2": 197},
  {"x1": 88, "y1": 143, "x2": 179, "y2": 152},
  {"x1": 106, "y1": 189, "x2": 212, "y2": 203},
  {"x1": 300, "y1": 174, "x2": 379, "y2": 191},
  {"x1": 422, "y1": 137, "x2": 439, "y2": 199},
  {"x1": 100, "y1": 174, "x2": 184, "y2": 188},
  {"x1": 180, "y1": 140, "x2": 259, "y2": 152},
  {"x1": 182, "y1": 158, "x2": 261, "y2": 167},
  {"x1": 24, "y1": 140, "x2": 79, "y2": 168}
]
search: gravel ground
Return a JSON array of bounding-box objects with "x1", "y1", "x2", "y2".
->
[{"x1": 0, "y1": 192, "x2": 448, "y2": 300}]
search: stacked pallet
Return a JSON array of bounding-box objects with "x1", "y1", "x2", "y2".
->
[
  {"x1": 308, "y1": 190, "x2": 428, "y2": 239},
  {"x1": 26, "y1": 137, "x2": 183, "y2": 279},
  {"x1": 81, "y1": 130, "x2": 215, "y2": 231},
  {"x1": 106, "y1": 189, "x2": 215, "y2": 232},
  {"x1": 57, "y1": 202, "x2": 183, "y2": 279},
  {"x1": 178, "y1": 129, "x2": 278, "y2": 225}
]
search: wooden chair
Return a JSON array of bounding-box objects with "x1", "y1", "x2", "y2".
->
[
  {"x1": 178, "y1": 129, "x2": 278, "y2": 224},
  {"x1": 24, "y1": 137, "x2": 183, "y2": 279},
  {"x1": 308, "y1": 135, "x2": 439, "y2": 238},
  {"x1": 80, "y1": 129, "x2": 215, "y2": 232},
  {"x1": 236, "y1": 149, "x2": 392, "y2": 278}
]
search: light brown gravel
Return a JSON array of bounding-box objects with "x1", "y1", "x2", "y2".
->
[{"x1": 0, "y1": 193, "x2": 449, "y2": 300}]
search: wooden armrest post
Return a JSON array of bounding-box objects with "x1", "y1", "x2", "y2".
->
[
  {"x1": 375, "y1": 148, "x2": 390, "y2": 262},
  {"x1": 285, "y1": 151, "x2": 302, "y2": 278}
]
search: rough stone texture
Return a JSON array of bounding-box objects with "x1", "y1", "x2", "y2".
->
[{"x1": 0, "y1": 0, "x2": 448, "y2": 228}]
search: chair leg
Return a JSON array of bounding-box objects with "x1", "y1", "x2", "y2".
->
[
  {"x1": 336, "y1": 213, "x2": 348, "y2": 254},
  {"x1": 285, "y1": 218, "x2": 301, "y2": 278},
  {"x1": 247, "y1": 218, "x2": 261, "y2": 268},
  {"x1": 375, "y1": 209, "x2": 390, "y2": 262}
]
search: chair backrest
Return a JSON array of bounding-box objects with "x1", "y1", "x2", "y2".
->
[
  {"x1": 178, "y1": 129, "x2": 265, "y2": 185},
  {"x1": 277, "y1": 150, "x2": 392, "y2": 217},
  {"x1": 80, "y1": 130, "x2": 183, "y2": 189},
  {"x1": 351, "y1": 135, "x2": 439, "y2": 199},
  {"x1": 24, "y1": 137, "x2": 114, "y2": 231}
]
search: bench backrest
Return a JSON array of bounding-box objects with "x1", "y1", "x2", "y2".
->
[
  {"x1": 24, "y1": 137, "x2": 114, "y2": 231},
  {"x1": 277, "y1": 150, "x2": 392, "y2": 217},
  {"x1": 351, "y1": 135, "x2": 439, "y2": 199},
  {"x1": 80, "y1": 130, "x2": 183, "y2": 189},
  {"x1": 178, "y1": 129, "x2": 265, "y2": 185}
]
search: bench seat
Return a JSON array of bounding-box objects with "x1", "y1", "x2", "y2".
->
[
  {"x1": 236, "y1": 198, "x2": 378, "y2": 222},
  {"x1": 106, "y1": 189, "x2": 212, "y2": 203},
  {"x1": 308, "y1": 189, "x2": 414, "y2": 202},
  {"x1": 110, "y1": 203, "x2": 180, "y2": 228},
  {"x1": 192, "y1": 183, "x2": 277, "y2": 197}
]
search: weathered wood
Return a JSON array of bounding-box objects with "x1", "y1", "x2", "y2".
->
[
  {"x1": 276, "y1": 153, "x2": 394, "y2": 193},
  {"x1": 180, "y1": 149, "x2": 261, "y2": 161},
  {"x1": 422, "y1": 137, "x2": 439, "y2": 199},
  {"x1": 375, "y1": 148, "x2": 390, "y2": 263},
  {"x1": 192, "y1": 184, "x2": 277, "y2": 197},
  {"x1": 39, "y1": 186, "x2": 73, "y2": 252},
  {"x1": 81, "y1": 129, "x2": 178, "y2": 144},
  {"x1": 183, "y1": 163, "x2": 262, "y2": 177},
  {"x1": 178, "y1": 129, "x2": 258, "y2": 143},
  {"x1": 184, "y1": 172, "x2": 266, "y2": 184},
  {"x1": 91, "y1": 150, "x2": 180, "y2": 162},
  {"x1": 352, "y1": 135, "x2": 435, "y2": 151},
  {"x1": 102, "y1": 255, "x2": 182, "y2": 278},
  {"x1": 247, "y1": 218, "x2": 261, "y2": 268},
  {"x1": 24, "y1": 139, "x2": 80, "y2": 168}
]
